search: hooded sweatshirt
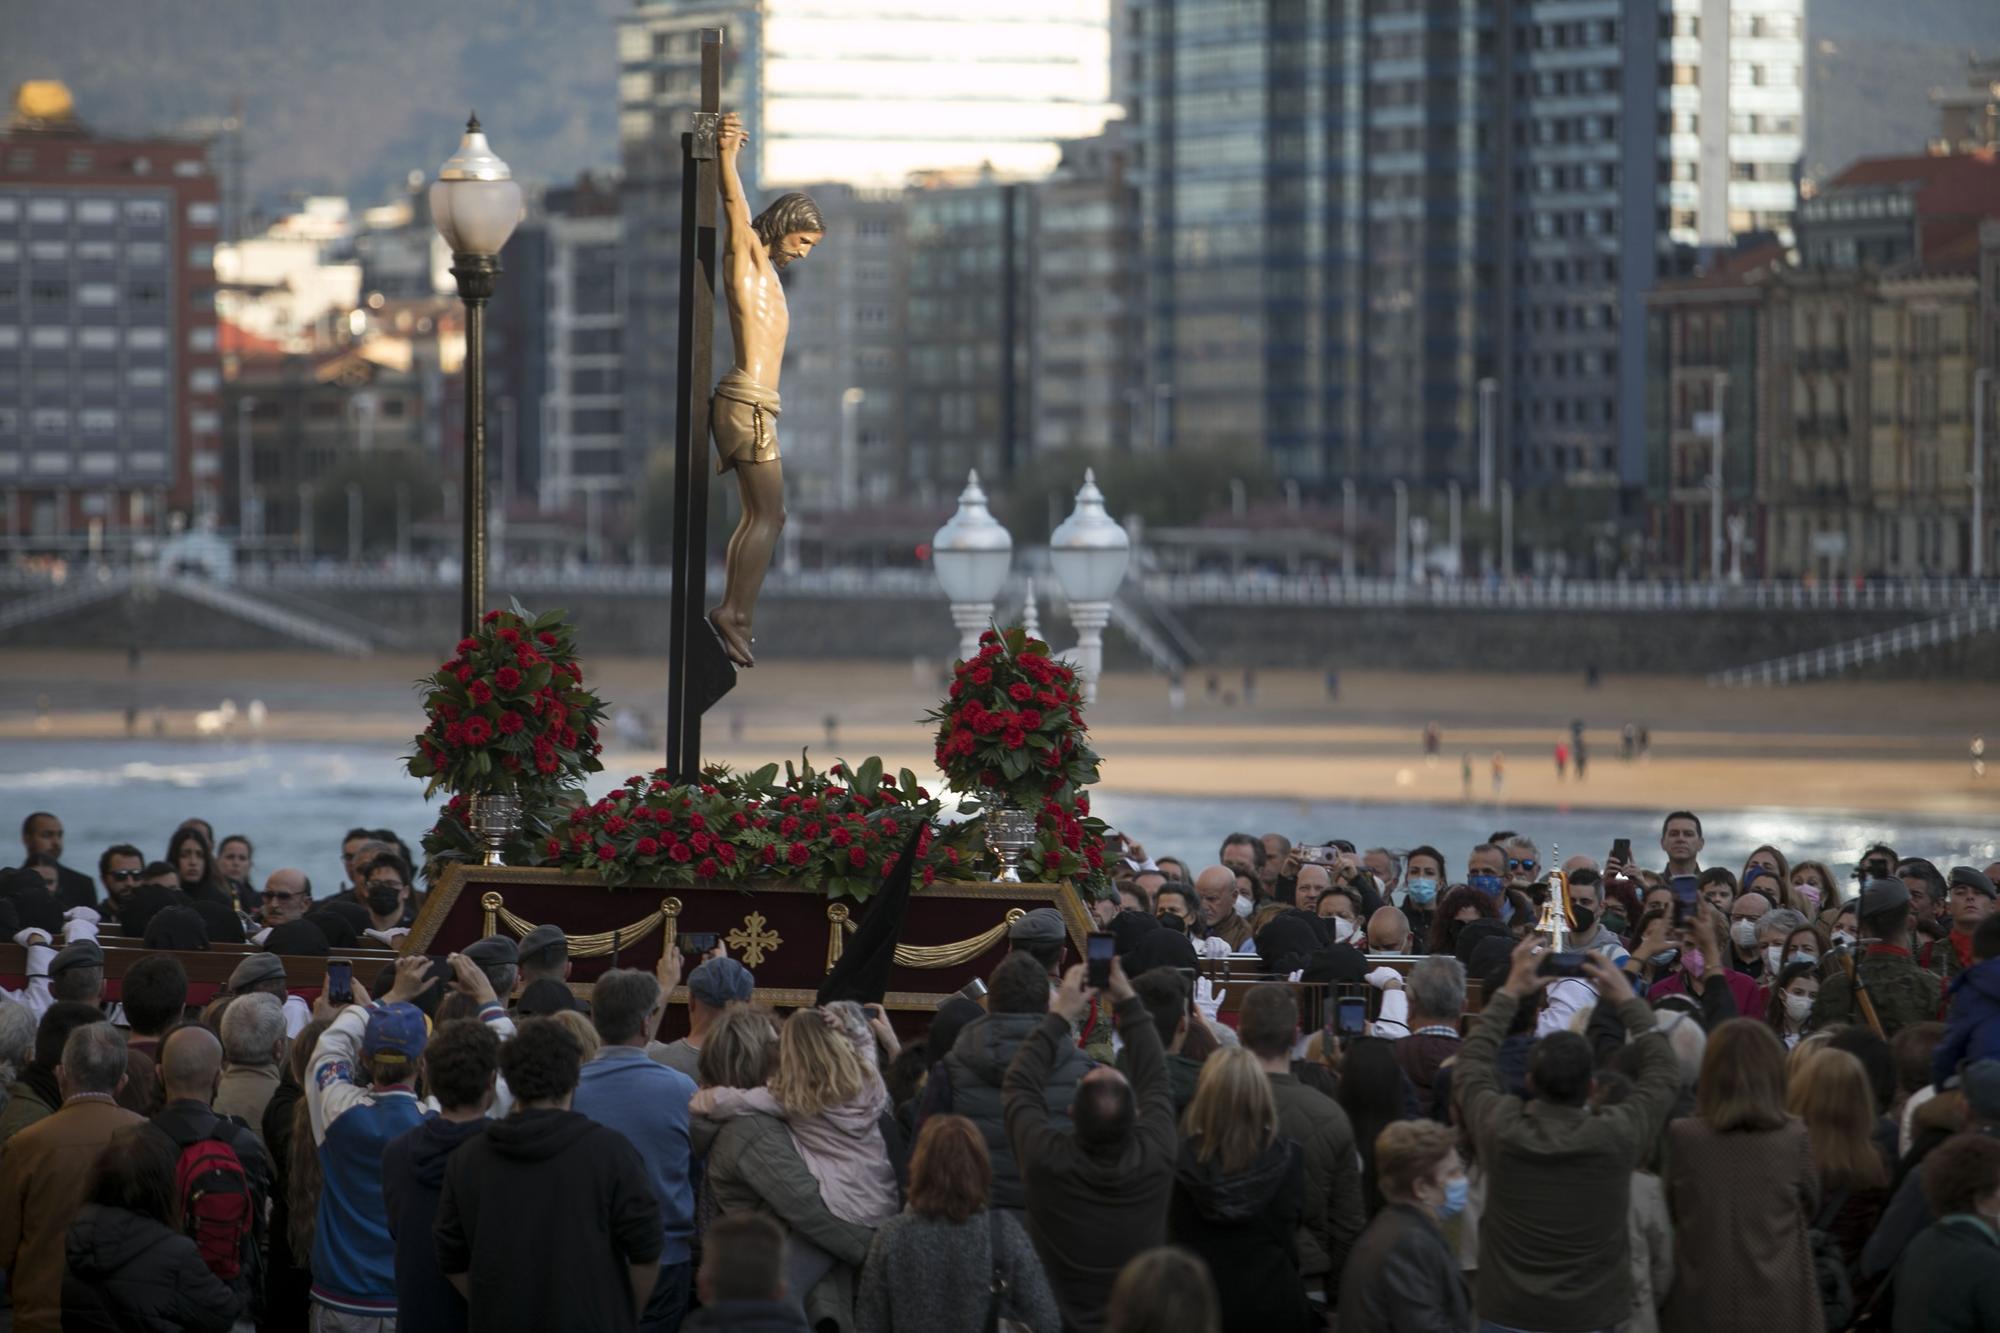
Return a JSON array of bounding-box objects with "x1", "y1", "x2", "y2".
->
[
  {"x1": 1933, "y1": 956, "x2": 2000, "y2": 1085},
  {"x1": 62, "y1": 1203, "x2": 241, "y2": 1333},
  {"x1": 1168, "y1": 1137, "x2": 1312, "y2": 1333},
  {"x1": 434, "y1": 1107, "x2": 663, "y2": 1333},
  {"x1": 382, "y1": 1116, "x2": 488, "y2": 1333}
]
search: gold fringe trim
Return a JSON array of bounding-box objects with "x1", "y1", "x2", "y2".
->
[
  {"x1": 825, "y1": 903, "x2": 1027, "y2": 973},
  {"x1": 480, "y1": 892, "x2": 684, "y2": 960}
]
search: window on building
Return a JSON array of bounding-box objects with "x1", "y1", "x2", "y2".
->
[
  {"x1": 186, "y1": 201, "x2": 220, "y2": 228},
  {"x1": 77, "y1": 199, "x2": 116, "y2": 224}
]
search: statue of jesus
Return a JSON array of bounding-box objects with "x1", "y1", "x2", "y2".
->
[{"x1": 707, "y1": 111, "x2": 824, "y2": 669}]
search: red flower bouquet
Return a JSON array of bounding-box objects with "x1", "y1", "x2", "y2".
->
[
  {"x1": 925, "y1": 627, "x2": 1109, "y2": 890},
  {"x1": 406, "y1": 604, "x2": 607, "y2": 798}
]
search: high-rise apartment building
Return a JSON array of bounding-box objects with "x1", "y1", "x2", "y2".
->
[
  {"x1": 616, "y1": 1, "x2": 1119, "y2": 492},
  {"x1": 536, "y1": 176, "x2": 625, "y2": 515},
  {"x1": 0, "y1": 83, "x2": 221, "y2": 548}
]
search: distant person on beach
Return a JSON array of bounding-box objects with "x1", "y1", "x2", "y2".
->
[
  {"x1": 1554, "y1": 743, "x2": 1569, "y2": 780},
  {"x1": 1490, "y1": 752, "x2": 1505, "y2": 797}
]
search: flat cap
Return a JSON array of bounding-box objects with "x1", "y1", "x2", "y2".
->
[
  {"x1": 519, "y1": 923, "x2": 568, "y2": 957},
  {"x1": 687, "y1": 955, "x2": 755, "y2": 1007},
  {"x1": 1858, "y1": 877, "x2": 1910, "y2": 916},
  {"x1": 228, "y1": 953, "x2": 287, "y2": 992},
  {"x1": 1949, "y1": 866, "x2": 1997, "y2": 900},
  {"x1": 49, "y1": 938, "x2": 103, "y2": 976},
  {"x1": 1007, "y1": 907, "x2": 1066, "y2": 947},
  {"x1": 462, "y1": 935, "x2": 519, "y2": 968}
]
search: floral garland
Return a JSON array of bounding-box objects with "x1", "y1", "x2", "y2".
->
[
  {"x1": 541, "y1": 756, "x2": 973, "y2": 900},
  {"x1": 925, "y1": 627, "x2": 1110, "y2": 893},
  {"x1": 405, "y1": 604, "x2": 607, "y2": 798}
]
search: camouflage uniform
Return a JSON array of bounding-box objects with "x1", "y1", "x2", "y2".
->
[
  {"x1": 1808, "y1": 945, "x2": 1944, "y2": 1037},
  {"x1": 1921, "y1": 932, "x2": 1974, "y2": 984}
]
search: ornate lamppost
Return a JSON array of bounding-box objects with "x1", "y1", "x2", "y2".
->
[
  {"x1": 931, "y1": 470, "x2": 1013, "y2": 661},
  {"x1": 1049, "y1": 469, "x2": 1130, "y2": 705},
  {"x1": 429, "y1": 114, "x2": 522, "y2": 635}
]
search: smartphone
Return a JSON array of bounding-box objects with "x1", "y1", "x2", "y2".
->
[
  {"x1": 1086, "y1": 932, "x2": 1115, "y2": 989},
  {"x1": 680, "y1": 931, "x2": 720, "y2": 958},
  {"x1": 1610, "y1": 838, "x2": 1632, "y2": 867},
  {"x1": 326, "y1": 958, "x2": 354, "y2": 1008},
  {"x1": 1538, "y1": 951, "x2": 1589, "y2": 977},
  {"x1": 1335, "y1": 996, "x2": 1368, "y2": 1037},
  {"x1": 1670, "y1": 875, "x2": 1700, "y2": 928},
  {"x1": 956, "y1": 977, "x2": 988, "y2": 1003}
]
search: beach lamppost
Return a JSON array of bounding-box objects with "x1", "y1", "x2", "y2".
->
[
  {"x1": 1050, "y1": 469, "x2": 1130, "y2": 706},
  {"x1": 429, "y1": 113, "x2": 522, "y2": 636},
  {"x1": 931, "y1": 470, "x2": 1013, "y2": 661}
]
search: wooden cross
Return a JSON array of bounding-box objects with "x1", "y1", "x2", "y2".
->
[{"x1": 664, "y1": 28, "x2": 736, "y2": 782}]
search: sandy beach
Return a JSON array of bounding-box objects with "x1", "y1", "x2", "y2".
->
[{"x1": 3, "y1": 650, "x2": 1996, "y2": 820}]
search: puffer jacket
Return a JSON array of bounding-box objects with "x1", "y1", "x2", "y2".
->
[
  {"x1": 61, "y1": 1203, "x2": 242, "y2": 1333},
  {"x1": 1168, "y1": 1138, "x2": 1312, "y2": 1333},
  {"x1": 693, "y1": 1109, "x2": 877, "y2": 1333},
  {"x1": 941, "y1": 1012, "x2": 1091, "y2": 1210},
  {"x1": 1933, "y1": 957, "x2": 2000, "y2": 1085}
]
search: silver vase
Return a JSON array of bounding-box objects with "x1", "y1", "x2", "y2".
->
[
  {"x1": 985, "y1": 803, "x2": 1037, "y2": 883},
  {"x1": 468, "y1": 792, "x2": 522, "y2": 867}
]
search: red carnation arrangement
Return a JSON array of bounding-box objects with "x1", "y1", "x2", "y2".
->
[
  {"x1": 406, "y1": 603, "x2": 607, "y2": 799},
  {"x1": 925, "y1": 627, "x2": 1108, "y2": 890},
  {"x1": 545, "y1": 755, "x2": 956, "y2": 899}
]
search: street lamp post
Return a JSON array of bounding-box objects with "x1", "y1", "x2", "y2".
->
[
  {"x1": 1974, "y1": 367, "x2": 1990, "y2": 579},
  {"x1": 235, "y1": 396, "x2": 256, "y2": 546},
  {"x1": 1500, "y1": 480, "x2": 1515, "y2": 580},
  {"x1": 429, "y1": 113, "x2": 523, "y2": 636},
  {"x1": 1704, "y1": 371, "x2": 1728, "y2": 583},
  {"x1": 1049, "y1": 469, "x2": 1131, "y2": 706},
  {"x1": 839, "y1": 387, "x2": 864, "y2": 510},
  {"x1": 931, "y1": 471, "x2": 1014, "y2": 661}
]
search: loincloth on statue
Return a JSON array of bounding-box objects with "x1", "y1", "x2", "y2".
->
[{"x1": 710, "y1": 369, "x2": 783, "y2": 474}]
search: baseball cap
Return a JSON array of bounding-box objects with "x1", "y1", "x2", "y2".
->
[
  {"x1": 362, "y1": 1001, "x2": 428, "y2": 1064},
  {"x1": 686, "y1": 955, "x2": 755, "y2": 1007}
]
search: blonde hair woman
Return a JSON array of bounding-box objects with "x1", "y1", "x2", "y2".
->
[
  {"x1": 1788, "y1": 1047, "x2": 1891, "y2": 1270},
  {"x1": 693, "y1": 1006, "x2": 898, "y2": 1226},
  {"x1": 1167, "y1": 1047, "x2": 1313, "y2": 1332}
]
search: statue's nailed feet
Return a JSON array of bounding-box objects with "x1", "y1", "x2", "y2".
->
[{"x1": 707, "y1": 606, "x2": 755, "y2": 669}]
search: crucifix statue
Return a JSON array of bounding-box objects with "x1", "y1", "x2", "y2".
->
[{"x1": 706, "y1": 111, "x2": 824, "y2": 668}]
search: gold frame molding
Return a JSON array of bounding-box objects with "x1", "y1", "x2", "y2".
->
[{"x1": 409, "y1": 863, "x2": 1091, "y2": 1013}]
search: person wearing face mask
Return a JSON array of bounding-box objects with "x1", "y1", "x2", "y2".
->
[
  {"x1": 1335, "y1": 1119, "x2": 1471, "y2": 1331},
  {"x1": 1398, "y1": 846, "x2": 1443, "y2": 950},
  {"x1": 1316, "y1": 887, "x2": 1365, "y2": 948},
  {"x1": 1765, "y1": 961, "x2": 1820, "y2": 1049},
  {"x1": 1723, "y1": 891, "x2": 1773, "y2": 977},
  {"x1": 1829, "y1": 898, "x2": 1860, "y2": 952},
  {"x1": 1191, "y1": 865, "x2": 1253, "y2": 952},
  {"x1": 358, "y1": 852, "x2": 417, "y2": 946},
  {"x1": 1644, "y1": 902, "x2": 1765, "y2": 1023},
  {"x1": 1789, "y1": 860, "x2": 1839, "y2": 925},
  {"x1": 1465, "y1": 843, "x2": 1512, "y2": 924},
  {"x1": 1749, "y1": 907, "x2": 1808, "y2": 987}
]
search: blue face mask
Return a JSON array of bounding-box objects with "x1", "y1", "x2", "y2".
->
[
  {"x1": 1439, "y1": 1175, "x2": 1469, "y2": 1219},
  {"x1": 1468, "y1": 873, "x2": 1503, "y2": 898},
  {"x1": 1404, "y1": 877, "x2": 1439, "y2": 906}
]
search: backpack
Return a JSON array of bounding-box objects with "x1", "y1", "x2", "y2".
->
[{"x1": 174, "y1": 1129, "x2": 253, "y2": 1281}]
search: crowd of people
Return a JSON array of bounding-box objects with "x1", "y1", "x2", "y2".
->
[{"x1": 2, "y1": 805, "x2": 2000, "y2": 1331}]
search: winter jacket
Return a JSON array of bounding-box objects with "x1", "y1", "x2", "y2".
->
[
  {"x1": 1932, "y1": 957, "x2": 2000, "y2": 1085},
  {"x1": 574, "y1": 1046, "x2": 699, "y2": 1262},
  {"x1": 936, "y1": 1011, "x2": 1091, "y2": 1210},
  {"x1": 695, "y1": 1081, "x2": 897, "y2": 1227},
  {"x1": 1168, "y1": 1137, "x2": 1313, "y2": 1333},
  {"x1": 435, "y1": 1107, "x2": 663, "y2": 1333},
  {"x1": 1892, "y1": 1214, "x2": 2000, "y2": 1332},
  {"x1": 693, "y1": 1106, "x2": 876, "y2": 1333},
  {"x1": 1458, "y1": 990, "x2": 1679, "y2": 1333},
  {"x1": 854, "y1": 1208, "x2": 1061, "y2": 1333},
  {"x1": 1003, "y1": 996, "x2": 1176, "y2": 1333},
  {"x1": 0, "y1": 1097, "x2": 147, "y2": 1333},
  {"x1": 1334, "y1": 1202, "x2": 1472, "y2": 1333},
  {"x1": 1267, "y1": 1069, "x2": 1364, "y2": 1302},
  {"x1": 149, "y1": 1097, "x2": 271, "y2": 1320},
  {"x1": 60, "y1": 1203, "x2": 241, "y2": 1333},
  {"x1": 381, "y1": 1115, "x2": 488, "y2": 1333}
]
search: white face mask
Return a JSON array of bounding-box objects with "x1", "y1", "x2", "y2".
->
[
  {"x1": 1831, "y1": 930, "x2": 1857, "y2": 949},
  {"x1": 1332, "y1": 916, "x2": 1358, "y2": 944},
  {"x1": 1233, "y1": 894, "x2": 1253, "y2": 921},
  {"x1": 1783, "y1": 991, "x2": 1814, "y2": 1023},
  {"x1": 1730, "y1": 919, "x2": 1759, "y2": 951},
  {"x1": 1761, "y1": 944, "x2": 1783, "y2": 973}
]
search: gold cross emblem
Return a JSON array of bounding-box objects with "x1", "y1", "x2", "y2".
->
[{"x1": 727, "y1": 911, "x2": 781, "y2": 967}]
